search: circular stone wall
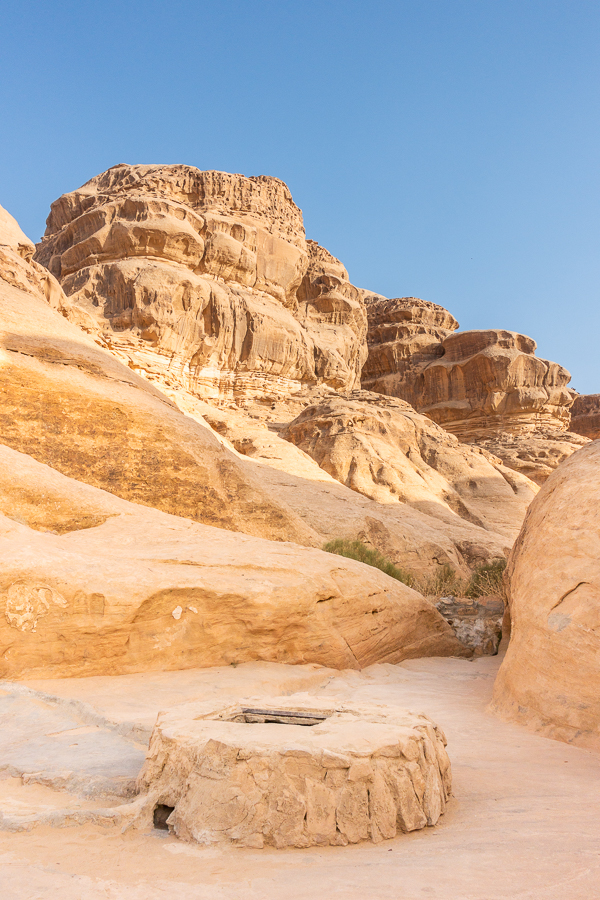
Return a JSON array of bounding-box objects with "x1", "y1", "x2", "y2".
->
[{"x1": 135, "y1": 695, "x2": 452, "y2": 848}]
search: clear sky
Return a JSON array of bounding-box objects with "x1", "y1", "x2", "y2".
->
[{"x1": 1, "y1": 1, "x2": 598, "y2": 392}]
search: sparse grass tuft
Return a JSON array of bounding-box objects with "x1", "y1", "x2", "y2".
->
[
  {"x1": 464, "y1": 558, "x2": 507, "y2": 599},
  {"x1": 414, "y1": 564, "x2": 466, "y2": 599},
  {"x1": 322, "y1": 539, "x2": 414, "y2": 587}
]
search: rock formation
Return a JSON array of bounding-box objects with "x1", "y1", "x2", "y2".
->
[
  {"x1": 471, "y1": 428, "x2": 590, "y2": 486},
  {"x1": 282, "y1": 391, "x2": 536, "y2": 542},
  {"x1": 135, "y1": 696, "x2": 451, "y2": 847},
  {"x1": 491, "y1": 441, "x2": 600, "y2": 751},
  {"x1": 0, "y1": 443, "x2": 467, "y2": 678},
  {"x1": 570, "y1": 393, "x2": 600, "y2": 441},
  {"x1": 361, "y1": 295, "x2": 459, "y2": 404},
  {"x1": 35, "y1": 164, "x2": 366, "y2": 402},
  {"x1": 0, "y1": 202, "x2": 316, "y2": 544},
  {"x1": 1, "y1": 201, "x2": 523, "y2": 578},
  {"x1": 435, "y1": 595, "x2": 504, "y2": 657},
  {"x1": 362, "y1": 295, "x2": 582, "y2": 481}
]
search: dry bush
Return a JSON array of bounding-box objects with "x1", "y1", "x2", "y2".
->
[{"x1": 323, "y1": 540, "x2": 507, "y2": 602}]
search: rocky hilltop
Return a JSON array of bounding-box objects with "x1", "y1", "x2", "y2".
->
[
  {"x1": 36, "y1": 164, "x2": 367, "y2": 402},
  {"x1": 34, "y1": 163, "x2": 587, "y2": 493}
]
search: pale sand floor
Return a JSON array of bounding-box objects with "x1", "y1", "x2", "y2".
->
[{"x1": 0, "y1": 655, "x2": 598, "y2": 899}]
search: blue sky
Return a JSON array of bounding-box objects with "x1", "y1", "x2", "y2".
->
[{"x1": 1, "y1": 1, "x2": 598, "y2": 391}]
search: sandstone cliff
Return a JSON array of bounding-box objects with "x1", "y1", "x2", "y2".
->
[
  {"x1": 570, "y1": 393, "x2": 600, "y2": 441},
  {"x1": 491, "y1": 442, "x2": 600, "y2": 751},
  {"x1": 362, "y1": 296, "x2": 583, "y2": 482},
  {"x1": 35, "y1": 164, "x2": 366, "y2": 402}
]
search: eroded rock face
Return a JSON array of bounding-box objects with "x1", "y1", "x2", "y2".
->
[
  {"x1": 1, "y1": 203, "x2": 520, "y2": 578},
  {"x1": 0, "y1": 445, "x2": 468, "y2": 678},
  {"x1": 35, "y1": 164, "x2": 366, "y2": 401},
  {"x1": 570, "y1": 394, "x2": 600, "y2": 441},
  {"x1": 362, "y1": 296, "x2": 577, "y2": 479},
  {"x1": 364, "y1": 302, "x2": 573, "y2": 438},
  {"x1": 491, "y1": 442, "x2": 600, "y2": 751},
  {"x1": 435, "y1": 596, "x2": 504, "y2": 657},
  {"x1": 135, "y1": 696, "x2": 451, "y2": 847},
  {"x1": 0, "y1": 204, "x2": 320, "y2": 544},
  {"x1": 361, "y1": 296, "x2": 459, "y2": 402},
  {"x1": 282, "y1": 392, "x2": 537, "y2": 543},
  {"x1": 472, "y1": 429, "x2": 590, "y2": 486}
]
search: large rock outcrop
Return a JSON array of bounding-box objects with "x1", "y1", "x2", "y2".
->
[
  {"x1": 1, "y1": 201, "x2": 523, "y2": 577},
  {"x1": 491, "y1": 442, "x2": 600, "y2": 750},
  {"x1": 0, "y1": 444, "x2": 467, "y2": 679},
  {"x1": 35, "y1": 164, "x2": 367, "y2": 402},
  {"x1": 362, "y1": 296, "x2": 580, "y2": 481},
  {"x1": 282, "y1": 392, "x2": 536, "y2": 542},
  {"x1": 570, "y1": 394, "x2": 600, "y2": 441},
  {"x1": 0, "y1": 202, "x2": 317, "y2": 544},
  {"x1": 361, "y1": 295, "x2": 459, "y2": 401}
]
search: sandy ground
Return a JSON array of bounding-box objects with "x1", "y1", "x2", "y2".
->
[{"x1": 0, "y1": 655, "x2": 599, "y2": 900}]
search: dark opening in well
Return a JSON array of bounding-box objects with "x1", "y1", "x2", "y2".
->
[
  {"x1": 229, "y1": 707, "x2": 329, "y2": 726},
  {"x1": 153, "y1": 804, "x2": 175, "y2": 830}
]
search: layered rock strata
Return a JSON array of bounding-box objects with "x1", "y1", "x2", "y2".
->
[
  {"x1": 491, "y1": 442, "x2": 600, "y2": 751},
  {"x1": 570, "y1": 394, "x2": 600, "y2": 441},
  {"x1": 361, "y1": 295, "x2": 459, "y2": 402},
  {"x1": 0, "y1": 444, "x2": 468, "y2": 679},
  {"x1": 363, "y1": 297, "x2": 573, "y2": 437},
  {"x1": 282, "y1": 392, "x2": 537, "y2": 542},
  {"x1": 135, "y1": 696, "x2": 451, "y2": 847},
  {"x1": 362, "y1": 296, "x2": 578, "y2": 480},
  {"x1": 0, "y1": 203, "x2": 317, "y2": 544},
  {"x1": 35, "y1": 164, "x2": 366, "y2": 402}
]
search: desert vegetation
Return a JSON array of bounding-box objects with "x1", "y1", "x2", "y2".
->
[{"x1": 323, "y1": 540, "x2": 506, "y2": 600}]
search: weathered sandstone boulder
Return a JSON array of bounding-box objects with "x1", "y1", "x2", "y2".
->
[
  {"x1": 570, "y1": 394, "x2": 600, "y2": 441},
  {"x1": 0, "y1": 444, "x2": 467, "y2": 678},
  {"x1": 282, "y1": 391, "x2": 537, "y2": 542},
  {"x1": 0, "y1": 203, "x2": 521, "y2": 577},
  {"x1": 35, "y1": 164, "x2": 366, "y2": 401},
  {"x1": 491, "y1": 442, "x2": 600, "y2": 750},
  {"x1": 135, "y1": 695, "x2": 451, "y2": 847}
]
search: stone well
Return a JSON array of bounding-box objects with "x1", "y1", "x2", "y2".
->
[{"x1": 134, "y1": 694, "x2": 452, "y2": 848}]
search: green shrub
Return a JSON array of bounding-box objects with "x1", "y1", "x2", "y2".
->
[
  {"x1": 322, "y1": 539, "x2": 414, "y2": 587},
  {"x1": 465, "y1": 558, "x2": 507, "y2": 599}
]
